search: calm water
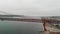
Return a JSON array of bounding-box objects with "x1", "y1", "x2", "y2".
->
[{"x1": 0, "y1": 21, "x2": 44, "y2": 34}]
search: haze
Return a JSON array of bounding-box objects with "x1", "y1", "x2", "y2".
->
[{"x1": 0, "y1": 0, "x2": 60, "y2": 16}]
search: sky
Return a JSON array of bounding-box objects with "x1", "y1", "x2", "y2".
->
[{"x1": 0, "y1": 0, "x2": 60, "y2": 16}]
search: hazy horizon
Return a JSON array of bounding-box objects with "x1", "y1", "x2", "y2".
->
[{"x1": 0, "y1": 0, "x2": 60, "y2": 16}]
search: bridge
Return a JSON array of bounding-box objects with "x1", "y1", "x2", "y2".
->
[
  {"x1": 0, "y1": 16, "x2": 60, "y2": 24},
  {"x1": 0, "y1": 11, "x2": 60, "y2": 34}
]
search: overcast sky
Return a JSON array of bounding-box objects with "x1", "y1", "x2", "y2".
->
[{"x1": 0, "y1": 0, "x2": 60, "y2": 16}]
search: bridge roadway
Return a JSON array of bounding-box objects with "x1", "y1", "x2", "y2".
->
[
  {"x1": 0, "y1": 18, "x2": 41, "y2": 22},
  {"x1": 0, "y1": 18, "x2": 60, "y2": 24}
]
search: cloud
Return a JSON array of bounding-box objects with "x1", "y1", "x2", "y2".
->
[{"x1": 0, "y1": 0, "x2": 60, "y2": 16}]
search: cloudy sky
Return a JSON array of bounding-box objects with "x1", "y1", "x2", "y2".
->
[{"x1": 0, "y1": 0, "x2": 60, "y2": 16}]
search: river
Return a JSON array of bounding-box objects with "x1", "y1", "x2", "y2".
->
[{"x1": 0, "y1": 21, "x2": 44, "y2": 34}]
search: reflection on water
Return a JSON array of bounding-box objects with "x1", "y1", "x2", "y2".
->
[{"x1": 0, "y1": 21, "x2": 44, "y2": 34}]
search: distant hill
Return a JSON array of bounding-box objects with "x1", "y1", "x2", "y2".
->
[
  {"x1": 0, "y1": 15, "x2": 24, "y2": 17},
  {"x1": 50, "y1": 16, "x2": 60, "y2": 18}
]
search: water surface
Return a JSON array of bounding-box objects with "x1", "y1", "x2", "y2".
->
[{"x1": 0, "y1": 21, "x2": 44, "y2": 34}]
